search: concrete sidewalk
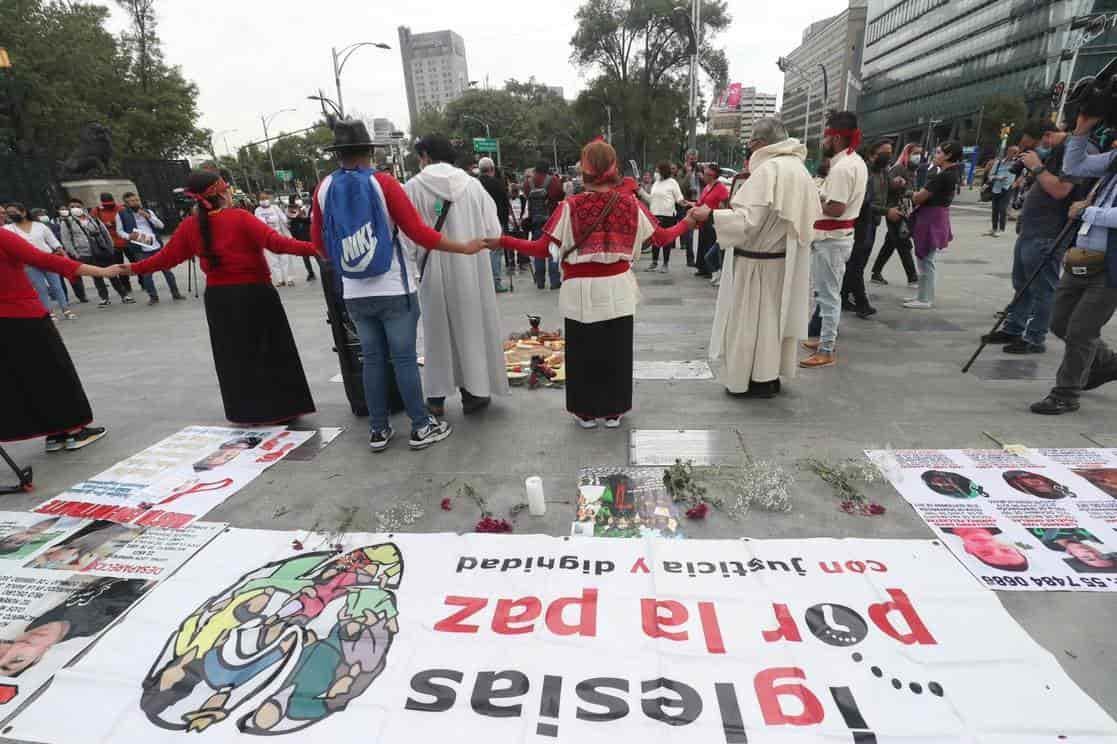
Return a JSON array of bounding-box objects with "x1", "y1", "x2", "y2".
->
[{"x1": 3, "y1": 202, "x2": 1116, "y2": 721}]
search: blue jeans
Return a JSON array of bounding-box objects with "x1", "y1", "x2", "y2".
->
[
  {"x1": 809, "y1": 238, "x2": 853, "y2": 353},
  {"x1": 918, "y1": 251, "x2": 937, "y2": 304},
  {"x1": 705, "y1": 242, "x2": 723, "y2": 273},
  {"x1": 531, "y1": 225, "x2": 561, "y2": 289},
  {"x1": 489, "y1": 248, "x2": 503, "y2": 289},
  {"x1": 25, "y1": 266, "x2": 68, "y2": 313},
  {"x1": 345, "y1": 293, "x2": 430, "y2": 434},
  {"x1": 1002, "y1": 235, "x2": 1061, "y2": 345},
  {"x1": 126, "y1": 244, "x2": 179, "y2": 299}
]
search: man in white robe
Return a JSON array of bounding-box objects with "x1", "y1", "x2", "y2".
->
[
  {"x1": 255, "y1": 191, "x2": 295, "y2": 286},
  {"x1": 691, "y1": 118, "x2": 821, "y2": 397},
  {"x1": 399, "y1": 135, "x2": 509, "y2": 415}
]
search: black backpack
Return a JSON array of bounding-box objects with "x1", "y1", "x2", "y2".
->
[{"x1": 526, "y1": 175, "x2": 554, "y2": 226}]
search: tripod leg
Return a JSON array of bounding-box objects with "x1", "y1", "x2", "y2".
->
[{"x1": 0, "y1": 445, "x2": 33, "y2": 494}]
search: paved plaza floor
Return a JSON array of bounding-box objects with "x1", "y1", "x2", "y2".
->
[{"x1": 4, "y1": 193, "x2": 1116, "y2": 722}]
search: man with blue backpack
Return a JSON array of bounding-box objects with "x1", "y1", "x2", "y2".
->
[{"x1": 311, "y1": 120, "x2": 487, "y2": 452}]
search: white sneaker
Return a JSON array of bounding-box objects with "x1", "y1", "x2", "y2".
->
[
  {"x1": 604, "y1": 416, "x2": 622, "y2": 429},
  {"x1": 710, "y1": 271, "x2": 721, "y2": 285},
  {"x1": 658, "y1": 264, "x2": 669, "y2": 273},
  {"x1": 907, "y1": 281, "x2": 920, "y2": 289},
  {"x1": 903, "y1": 299, "x2": 934, "y2": 309},
  {"x1": 574, "y1": 416, "x2": 598, "y2": 429}
]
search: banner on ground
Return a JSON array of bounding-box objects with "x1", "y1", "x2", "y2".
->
[
  {"x1": 0, "y1": 513, "x2": 223, "y2": 716},
  {"x1": 9, "y1": 532, "x2": 1116, "y2": 742},
  {"x1": 33, "y1": 426, "x2": 312, "y2": 529},
  {"x1": 868, "y1": 448, "x2": 1117, "y2": 592}
]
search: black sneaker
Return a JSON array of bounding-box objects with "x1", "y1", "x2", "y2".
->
[
  {"x1": 410, "y1": 418, "x2": 452, "y2": 450},
  {"x1": 369, "y1": 428, "x2": 393, "y2": 453},
  {"x1": 1004, "y1": 340, "x2": 1045, "y2": 354},
  {"x1": 870, "y1": 274, "x2": 888, "y2": 286},
  {"x1": 121, "y1": 295, "x2": 136, "y2": 304},
  {"x1": 65, "y1": 426, "x2": 107, "y2": 450},
  {"x1": 172, "y1": 294, "x2": 186, "y2": 301},
  {"x1": 147, "y1": 297, "x2": 159, "y2": 306},
  {"x1": 98, "y1": 299, "x2": 111, "y2": 307},
  {"x1": 45, "y1": 434, "x2": 68, "y2": 452},
  {"x1": 1084, "y1": 365, "x2": 1117, "y2": 391},
  {"x1": 1030, "y1": 396, "x2": 1079, "y2": 415},
  {"x1": 307, "y1": 274, "x2": 317, "y2": 282},
  {"x1": 982, "y1": 329, "x2": 1020, "y2": 344},
  {"x1": 855, "y1": 305, "x2": 878, "y2": 319},
  {"x1": 461, "y1": 391, "x2": 491, "y2": 414}
]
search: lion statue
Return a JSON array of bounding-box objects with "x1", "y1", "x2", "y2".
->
[{"x1": 60, "y1": 123, "x2": 114, "y2": 178}]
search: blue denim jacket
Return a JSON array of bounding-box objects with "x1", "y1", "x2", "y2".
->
[{"x1": 1062, "y1": 134, "x2": 1117, "y2": 288}]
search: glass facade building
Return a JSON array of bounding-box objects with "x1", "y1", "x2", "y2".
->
[{"x1": 860, "y1": 0, "x2": 1117, "y2": 144}]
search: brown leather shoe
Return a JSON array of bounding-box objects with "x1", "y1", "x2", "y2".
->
[
  {"x1": 801, "y1": 338, "x2": 820, "y2": 352},
  {"x1": 800, "y1": 351, "x2": 836, "y2": 368}
]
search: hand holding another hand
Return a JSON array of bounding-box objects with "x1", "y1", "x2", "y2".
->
[
  {"x1": 688, "y1": 205, "x2": 712, "y2": 224},
  {"x1": 462, "y1": 239, "x2": 486, "y2": 255}
]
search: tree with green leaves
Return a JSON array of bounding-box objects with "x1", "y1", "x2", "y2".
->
[
  {"x1": 0, "y1": 0, "x2": 205, "y2": 161},
  {"x1": 569, "y1": 0, "x2": 730, "y2": 164}
]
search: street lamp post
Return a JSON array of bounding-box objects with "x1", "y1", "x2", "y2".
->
[
  {"x1": 462, "y1": 114, "x2": 500, "y2": 170},
  {"x1": 332, "y1": 41, "x2": 391, "y2": 118},
  {"x1": 261, "y1": 108, "x2": 296, "y2": 181}
]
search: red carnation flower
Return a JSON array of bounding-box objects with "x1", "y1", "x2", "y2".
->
[
  {"x1": 868, "y1": 503, "x2": 886, "y2": 516},
  {"x1": 291, "y1": 539, "x2": 304, "y2": 551},
  {"x1": 685, "y1": 502, "x2": 709, "y2": 520},
  {"x1": 440, "y1": 497, "x2": 453, "y2": 511},
  {"x1": 475, "y1": 517, "x2": 512, "y2": 533}
]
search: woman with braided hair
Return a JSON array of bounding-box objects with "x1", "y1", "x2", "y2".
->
[{"x1": 123, "y1": 170, "x2": 321, "y2": 424}]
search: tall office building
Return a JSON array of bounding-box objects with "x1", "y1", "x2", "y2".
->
[
  {"x1": 706, "y1": 84, "x2": 777, "y2": 142},
  {"x1": 779, "y1": 0, "x2": 868, "y2": 154},
  {"x1": 860, "y1": 0, "x2": 1116, "y2": 146},
  {"x1": 398, "y1": 26, "x2": 470, "y2": 132}
]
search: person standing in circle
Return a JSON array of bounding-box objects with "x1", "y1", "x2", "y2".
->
[
  {"x1": 122, "y1": 171, "x2": 320, "y2": 425},
  {"x1": 646, "y1": 161, "x2": 688, "y2": 273},
  {"x1": 0, "y1": 229, "x2": 123, "y2": 451},
  {"x1": 492, "y1": 140, "x2": 698, "y2": 429}
]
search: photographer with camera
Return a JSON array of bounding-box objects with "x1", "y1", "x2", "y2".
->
[
  {"x1": 983, "y1": 124, "x2": 1076, "y2": 356},
  {"x1": 1029, "y1": 111, "x2": 1117, "y2": 414}
]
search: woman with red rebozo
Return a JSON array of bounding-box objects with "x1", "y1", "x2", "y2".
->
[
  {"x1": 490, "y1": 140, "x2": 698, "y2": 429},
  {"x1": 123, "y1": 171, "x2": 321, "y2": 425}
]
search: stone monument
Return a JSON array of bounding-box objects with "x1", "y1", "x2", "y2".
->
[{"x1": 58, "y1": 123, "x2": 137, "y2": 206}]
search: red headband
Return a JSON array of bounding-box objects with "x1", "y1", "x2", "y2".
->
[
  {"x1": 825, "y1": 127, "x2": 862, "y2": 154},
  {"x1": 582, "y1": 161, "x2": 618, "y2": 185},
  {"x1": 185, "y1": 178, "x2": 228, "y2": 209}
]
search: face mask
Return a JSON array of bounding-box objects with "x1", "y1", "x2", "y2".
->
[
  {"x1": 909, "y1": 154, "x2": 922, "y2": 165},
  {"x1": 70, "y1": 207, "x2": 84, "y2": 216},
  {"x1": 58, "y1": 209, "x2": 70, "y2": 218},
  {"x1": 294, "y1": 199, "x2": 303, "y2": 207},
  {"x1": 873, "y1": 154, "x2": 890, "y2": 170},
  {"x1": 260, "y1": 200, "x2": 271, "y2": 208},
  {"x1": 38, "y1": 216, "x2": 50, "y2": 223},
  {"x1": 1035, "y1": 146, "x2": 1052, "y2": 159}
]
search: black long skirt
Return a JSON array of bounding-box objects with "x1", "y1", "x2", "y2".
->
[
  {"x1": 0, "y1": 315, "x2": 93, "y2": 441},
  {"x1": 565, "y1": 315, "x2": 634, "y2": 419},
  {"x1": 204, "y1": 284, "x2": 315, "y2": 425}
]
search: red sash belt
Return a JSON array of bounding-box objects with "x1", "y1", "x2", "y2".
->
[
  {"x1": 562, "y1": 260, "x2": 630, "y2": 279},
  {"x1": 814, "y1": 219, "x2": 856, "y2": 230}
]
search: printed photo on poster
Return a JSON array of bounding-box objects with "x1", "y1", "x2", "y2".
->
[
  {"x1": 0, "y1": 515, "x2": 82, "y2": 561},
  {"x1": 574, "y1": 467, "x2": 682, "y2": 538}
]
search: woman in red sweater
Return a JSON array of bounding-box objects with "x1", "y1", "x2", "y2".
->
[
  {"x1": 491, "y1": 140, "x2": 697, "y2": 428},
  {"x1": 1, "y1": 229, "x2": 124, "y2": 453},
  {"x1": 124, "y1": 171, "x2": 321, "y2": 425}
]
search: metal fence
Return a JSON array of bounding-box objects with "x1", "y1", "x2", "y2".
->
[
  {"x1": 0, "y1": 153, "x2": 64, "y2": 211},
  {"x1": 121, "y1": 159, "x2": 190, "y2": 230}
]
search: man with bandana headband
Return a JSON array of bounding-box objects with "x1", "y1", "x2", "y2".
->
[{"x1": 801, "y1": 111, "x2": 867, "y2": 369}]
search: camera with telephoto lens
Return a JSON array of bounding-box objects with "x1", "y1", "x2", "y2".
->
[{"x1": 1064, "y1": 56, "x2": 1117, "y2": 128}]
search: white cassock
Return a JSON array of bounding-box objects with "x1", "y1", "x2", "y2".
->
[
  {"x1": 400, "y1": 162, "x2": 509, "y2": 400},
  {"x1": 709, "y1": 138, "x2": 821, "y2": 393},
  {"x1": 255, "y1": 205, "x2": 293, "y2": 284}
]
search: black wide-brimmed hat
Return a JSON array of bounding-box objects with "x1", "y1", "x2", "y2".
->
[{"x1": 324, "y1": 118, "x2": 376, "y2": 152}]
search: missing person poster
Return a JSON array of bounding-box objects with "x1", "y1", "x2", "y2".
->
[
  {"x1": 32, "y1": 426, "x2": 312, "y2": 528},
  {"x1": 868, "y1": 448, "x2": 1117, "y2": 591},
  {"x1": 7, "y1": 532, "x2": 1116, "y2": 742},
  {"x1": 573, "y1": 467, "x2": 684, "y2": 538},
  {"x1": 0, "y1": 519, "x2": 222, "y2": 715}
]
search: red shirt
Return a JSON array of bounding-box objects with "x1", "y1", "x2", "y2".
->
[
  {"x1": 0, "y1": 229, "x2": 82, "y2": 318},
  {"x1": 697, "y1": 181, "x2": 730, "y2": 210},
  {"x1": 310, "y1": 170, "x2": 443, "y2": 258},
  {"x1": 92, "y1": 204, "x2": 127, "y2": 249},
  {"x1": 131, "y1": 208, "x2": 317, "y2": 286}
]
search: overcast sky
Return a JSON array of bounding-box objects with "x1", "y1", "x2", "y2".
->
[{"x1": 103, "y1": 0, "x2": 848, "y2": 154}]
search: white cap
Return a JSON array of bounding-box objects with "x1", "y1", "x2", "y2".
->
[{"x1": 478, "y1": 156, "x2": 495, "y2": 172}]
